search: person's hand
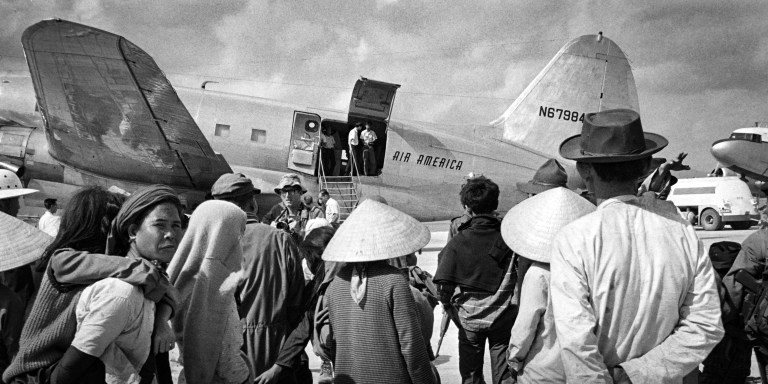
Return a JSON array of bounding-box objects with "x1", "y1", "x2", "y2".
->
[
  {"x1": 153, "y1": 320, "x2": 175, "y2": 354},
  {"x1": 254, "y1": 364, "x2": 284, "y2": 384},
  {"x1": 667, "y1": 152, "x2": 690, "y2": 172},
  {"x1": 315, "y1": 306, "x2": 330, "y2": 325}
]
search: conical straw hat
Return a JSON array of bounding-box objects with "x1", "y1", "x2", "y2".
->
[
  {"x1": 0, "y1": 211, "x2": 52, "y2": 271},
  {"x1": 501, "y1": 187, "x2": 595, "y2": 263},
  {"x1": 322, "y1": 200, "x2": 430, "y2": 262}
]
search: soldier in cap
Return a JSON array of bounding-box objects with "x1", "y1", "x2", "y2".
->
[
  {"x1": 211, "y1": 173, "x2": 306, "y2": 381},
  {"x1": 210, "y1": 172, "x2": 261, "y2": 222},
  {"x1": 262, "y1": 173, "x2": 313, "y2": 239},
  {"x1": 550, "y1": 109, "x2": 723, "y2": 383},
  {"x1": 516, "y1": 158, "x2": 568, "y2": 198}
]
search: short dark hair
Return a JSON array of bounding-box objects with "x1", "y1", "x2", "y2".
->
[
  {"x1": 319, "y1": 189, "x2": 330, "y2": 197},
  {"x1": 460, "y1": 176, "x2": 499, "y2": 214},
  {"x1": 38, "y1": 187, "x2": 124, "y2": 271},
  {"x1": 590, "y1": 157, "x2": 651, "y2": 183},
  {"x1": 299, "y1": 226, "x2": 336, "y2": 273},
  {"x1": 44, "y1": 198, "x2": 57, "y2": 209},
  {"x1": 302, "y1": 195, "x2": 313, "y2": 205}
]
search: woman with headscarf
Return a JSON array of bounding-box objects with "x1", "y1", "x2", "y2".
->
[
  {"x1": 4, "y1": 186, "x2": 177, "y2": 384},
  {"x1": 65, "y1": 184, "x2": 183, "y2": 383},
  {"x1": 322, "y1": 200, "x2": 437, "y2": 384},
  {"x1": 167, "y1": 200, "x2": 251, "y2": 384}
]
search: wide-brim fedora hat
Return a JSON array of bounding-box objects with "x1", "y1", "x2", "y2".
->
[
  {"x1": 516, "y1": 158, "x2": 568, "y2": 195},
  {"x1": 322, "y1": 200, "x2": 430, "y2": 263},
  {"x1": 0, "y1": 211, "x2": 52, "y2": 272},
  {"x1": 559, "y1": 109, "x2": 668, "y2": 163},
  {"x1": 501, "y1": 187, "x2": 595, "y2": 263}
]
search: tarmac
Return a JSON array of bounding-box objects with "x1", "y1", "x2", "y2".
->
[{"x1": 302, "y1": 221, "x2": 761, "y2": 383}]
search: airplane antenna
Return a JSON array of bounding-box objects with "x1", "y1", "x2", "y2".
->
[
  {"x1": 597, "y1": 32, "x2": 603, "y2": 42},
  {"x1": 201, "y1": 80, "x2": 218, "y2": 89}
]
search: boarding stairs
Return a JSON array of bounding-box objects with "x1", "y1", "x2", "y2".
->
[{"x1": 319, "y1": 155, "x2": 362, "y2": 223}]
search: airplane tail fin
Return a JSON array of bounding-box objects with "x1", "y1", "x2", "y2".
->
[{"x1": 491, "y1": 33, "x2": 638, "y2": 156}]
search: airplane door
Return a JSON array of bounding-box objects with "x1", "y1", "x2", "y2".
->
[{"x1": 288, "y1": 111, "x2": 321, "y2": 175}]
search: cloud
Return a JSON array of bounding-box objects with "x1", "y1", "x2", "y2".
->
[{"x1": 1, "y1": 0, "x2": 768, "y2": 174}]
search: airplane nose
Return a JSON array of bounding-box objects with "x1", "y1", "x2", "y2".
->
[{"x1": 711, "y1": 140, "x2": 738, "y2": 167}]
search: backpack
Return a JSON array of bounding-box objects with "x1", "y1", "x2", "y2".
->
[{"x1": 736, "y1": 268, "x2": 768, "y2": 352}]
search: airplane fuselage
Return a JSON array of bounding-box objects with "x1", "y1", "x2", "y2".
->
[
  {"x1": 711, "y1": 127, "x2": 768, "y2": 183},
  {"x1": 177, "y1": 86, "x2": 545, "y2": 221}
]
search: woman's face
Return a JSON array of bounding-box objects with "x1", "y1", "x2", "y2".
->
[{"x1": 130, "y1": 202, "x2": 182, "y2": 263}]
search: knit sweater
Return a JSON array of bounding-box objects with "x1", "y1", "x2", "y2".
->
[
  {"x1": 3, "y1": 249, "x2": 174, "y2": 382},
  {"x1": 2, "y1": 271, "x2": 81, "y2": 381}
]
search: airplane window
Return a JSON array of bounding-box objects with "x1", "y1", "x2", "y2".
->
[
  {"x1": 305, "y1": 120, "x2": 319, "y2": 133},
  {"x1": 251, "y1": 129, "x2": 266, "y2": 143},
  {"x1": 729, "y1": 132, "x2": 761, "y2": 143},
  {"x1": 214, "y1": 124, "x2": 230, "y2": 138}
]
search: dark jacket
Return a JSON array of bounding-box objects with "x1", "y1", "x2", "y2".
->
[{"x1": 434, "y1": 215, "x2": 512, "y2": 293}]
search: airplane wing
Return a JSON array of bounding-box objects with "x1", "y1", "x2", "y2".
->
[{"x1": 21, "y1": 19, "x2": 231, "y2": 190}]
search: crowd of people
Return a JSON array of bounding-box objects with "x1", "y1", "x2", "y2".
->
[{"x1": 0, "y1": 107, "x2": 766, "y2": 384}]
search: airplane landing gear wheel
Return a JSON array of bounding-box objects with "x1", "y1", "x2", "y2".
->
[{"x1": 701, "y1": 209, "x2": 723, "y2": 231}]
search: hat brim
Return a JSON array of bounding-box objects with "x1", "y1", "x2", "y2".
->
[
  {"x1": 322, "y1": 200, "x2": 429, "y2": 263},
  {"x1": 516, "y1": 181, "x2": 561, "y2": 195},
  {"x1": 0, "y1": 211, "x2": 52, "y2": 272},
  {"x1": 273, "y1": 186, "x2": 308, "y2": 194},
  {"x1": 559, "y1": 133, "x2": 668, "y2": 163},
  {"x1": 0, "y1": 188, "x2": 38, "y2": 200}
]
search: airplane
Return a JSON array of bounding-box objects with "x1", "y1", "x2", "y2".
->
[
  {"x1": 0, "y1": 19, "x2": 639, "y2": 221},
  {"x1": 711, "y1": 126, "x2": 768, "y2": 183}
]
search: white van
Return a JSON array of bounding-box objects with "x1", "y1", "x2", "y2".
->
[{"x1": 667, "y1": 176, "x2": 759, "y2": 231}]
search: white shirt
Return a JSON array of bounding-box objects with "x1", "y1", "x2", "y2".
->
[
  {"x1": 550, "y1": 194, "x2": 723, "y2": 383},
  {"x1": 507, "y1": 263, "x2": 563, "y2": 383},
  {"x1": 38, "y1": 211, "x2": 61, "y2": 237},
  {"x1": 325, "y1": 197, "x2": 340, "y2": 223},
  {"x1": 348, "y1": 129, "x2": 359, "y2": 146},
  {"x1": 73, "y1": 278, "x2": 155, "y2": 384},
  {"x1": 361, "y1": 129, "x2": 377, "y2": 145}
]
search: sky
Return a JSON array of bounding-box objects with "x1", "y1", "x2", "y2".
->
[{"x1": 1, "y1": 0, "x2": 767, "y2": 176}]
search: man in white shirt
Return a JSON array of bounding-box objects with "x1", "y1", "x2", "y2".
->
[
  {"x1": 318, "y1": 189, "x2": 340, "y2": 224},
  {"x1": 38, "y1": 198, "x2": 61, "y2": 237},
  {"x1": 361, "y1": 122, "x2": 378, "y2": 176},
  {"x1": 346, "y1": 122, "x2": 363, "y2": 176},
  {"x1": 551, "y1": 109, "x2": 723, "y2": 383}
]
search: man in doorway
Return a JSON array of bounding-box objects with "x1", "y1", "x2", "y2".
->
[
  {"x1": 319, "y1": 124, "x2": 337, "y2": 176},
  {"x1": 346, "y1": 122, "x2": 363, "y2": 176},
  {"x1": 551, "y1": 109, "x2": 722, "y2": 382},
  {"x1": 361, "y1": 121, "x2": 378, "y2": 176},
  {"x1": 318, "y1": 189, "x2": 340, "y2": 224},
  {"x1": 38, "y1": 198, "x2": 61, "y2": 237},
  {"x1": 262, "y1": 173, "x2": 313, "y2": 239}
]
